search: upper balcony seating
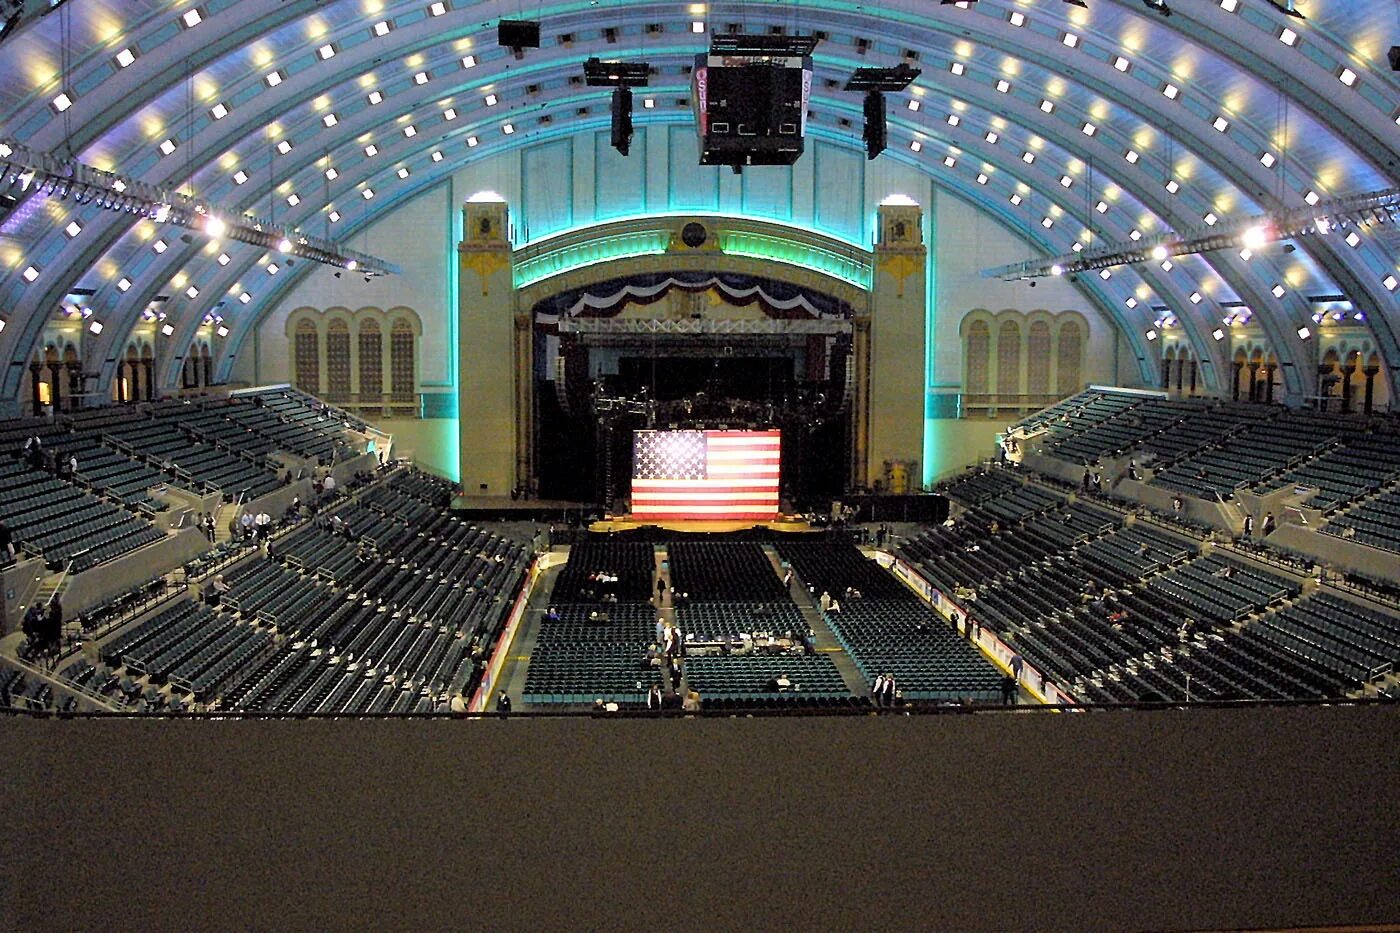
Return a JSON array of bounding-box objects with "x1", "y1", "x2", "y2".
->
[
  {"x1": 935, "y1": 469, "x2": 1022, "y2": 506},
  {"x1": 1323, "y1": 485, "x2": 1400, "y2": 554},
  {"x1": 106, "y1": 416, "x2": 282, "y2": 499},
  {"x1": 1019, "y1": 390, "x2": 1143, "y2": 451},
  {"x1": 1151, "y1": 415, "x2": 1333, "y2": 500},
  {"x1": 42, "y1": 433, "x2": 176, "y2": 509},
  {"x1": 73, "y1": 468, "x2": 528, "y2": 711},
  {"x1": 1137, "y1": 402, "x2": 1278, "y2": 469},
  {"x1": 1041, "y1": 397, "x2": 1205, "y2": 464},
  {"x1": 0, "y1": 460, "x2": 163, "y2": 571},
  {"x1": 1261, "y1": 431, "x2": 1400, "y2": 512}
]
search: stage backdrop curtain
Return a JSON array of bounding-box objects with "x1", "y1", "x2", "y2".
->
[{"x1": 534, "y1": 272, "x2": 852, "y2": 322}]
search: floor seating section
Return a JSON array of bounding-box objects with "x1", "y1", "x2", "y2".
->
[
  {"x1": 525, "y1": 541, "x2": 661, "y2": 705},
  {"x1": 778, "y1": 539, "x2": 1001, "y2": 701},
  {"x1": 909, "y1": 466, "x2": 1400, "y2": 703},
  {"x1": 524, "y1": 602, "x2": 662, "y2": 705},
  {"x1": 666, "y1": 541, "x2": 848, "y2": 704},
  {"x1": 683, "y1": 655, "x2": 847, "y2": 702},
  {"x1": 46, "y1": 467, "x2": 529, "y2": 712},
  {"x1": 551, "y1": 540, "x2": 656, "y2": 602}
]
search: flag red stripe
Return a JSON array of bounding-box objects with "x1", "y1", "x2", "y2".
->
[{"x1": 632, "y1": 429, "x2": 781, "y2": 519}]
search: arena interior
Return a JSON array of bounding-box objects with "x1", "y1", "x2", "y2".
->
[{"x1": 1, "y1": 0, "x2": 1398, "y2": 927}]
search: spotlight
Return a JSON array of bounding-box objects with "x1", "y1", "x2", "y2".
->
[
  {"x1": 203, "y1": 215, "x2": 227, "y2": 238},
  {"x1": 1241, "y1": 225, "x2": 1269, "y2": 250},
  {"x1": 1142, "y1": 0, "x2": 1172, "y2": 15},
  {"x1": 277, "y1": 237, "x2": 292, "y2": 252}
]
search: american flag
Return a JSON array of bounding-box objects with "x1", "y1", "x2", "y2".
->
[{"x1": 632, "y1": 430, "x2": 781, "y2": 520}]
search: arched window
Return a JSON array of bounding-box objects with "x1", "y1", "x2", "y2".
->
[
  {"x1": 358, "y1": 319, "x2": 383, "y2": 404},
  {"x1": 326, "y1": 319, "x2": 351, "y2": 401},
  {"x1": 965, "y1": 320, "x2": 990, "y2": 397},
  {"x1": 996, "y1": 320, "x2": 1021, "y2": 397},
  {"x1": 390, "y1": 319, "x2": 416, "y2": 402},
  {"x1": 1056, "y1": 321, "x2": 1083, "y2": 395},
  {"x1": 1027, "y1": 321, "x2": 1051, "y2": 397},
  {"x1": 294, "y1": 319, "x2": 320, "y2": 393}
]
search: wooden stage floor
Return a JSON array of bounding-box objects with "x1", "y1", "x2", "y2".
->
[{"x1": 588, "y1": 514, "x2": 820, "y2": 534}]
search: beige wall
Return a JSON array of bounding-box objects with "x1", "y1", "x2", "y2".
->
[
  {"x1": 367, "y1": 416, "x2": 459, "y2": 482},
  {"x1": 934, "y1": 192, "x2": 1128, "y2": 390},
  {"x1": 238, "y1": 185, "x2": 456, "y2": 388},
  {"x1": 925, "y1": 418, "x2": 1005, "y2": 483}
]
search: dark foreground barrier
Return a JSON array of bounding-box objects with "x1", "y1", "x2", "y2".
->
[{"x1": 1, "y1": 703, "x2": 1397, "y2": 929}]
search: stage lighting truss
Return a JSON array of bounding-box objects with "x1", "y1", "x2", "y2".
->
[
  {"x1": 583, "y1": 58, "x2": 651, "y2": 87},
  {"x1": 708, "y1": 33, "x2": 819, "y2": 57},
  {"x1": 982, "y1": 186, "x2": 1400, "y2": 281},
  {"x1": 842, "y1": 63, "x2": 921, "y2": 94},
  {"x1": 0, "y1": 138, "x2": 398, "y2": 277}
]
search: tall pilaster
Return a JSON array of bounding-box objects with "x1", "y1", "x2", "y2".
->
[
  {"x1": 457, "y1": 197, "x2": 517, "y2": 495},
  {"x1": 866, "y1": 201, "x2": 928, "y2": 493}
]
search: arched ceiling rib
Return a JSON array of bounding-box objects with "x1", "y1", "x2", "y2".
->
[{"x1": 0, "y1": 0, "x2": 1396, "y2": 399}]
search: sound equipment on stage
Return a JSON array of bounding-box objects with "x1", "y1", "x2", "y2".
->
[{"x1": 845, "y1": 494, "x2": 949, "y2": 524}]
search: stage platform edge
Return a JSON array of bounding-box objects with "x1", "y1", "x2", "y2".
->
[{"x1": 588, "y1": 515, "x2": 820, "y2": 534}]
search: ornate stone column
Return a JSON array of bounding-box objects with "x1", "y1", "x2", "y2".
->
[
  {"x1": 457, "y1": 197, "x2": 516, "y2": 495},
  {"x1": 867, "y1": 201, "x2": 927, "y2": 493}
]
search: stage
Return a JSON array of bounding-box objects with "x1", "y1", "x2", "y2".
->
[
  {"x1": 449, "y1": 495, "x2": 595, "y2": 521},
  {"x1": 588, "y1": 514, "x2": 821, "y2": 534}
]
